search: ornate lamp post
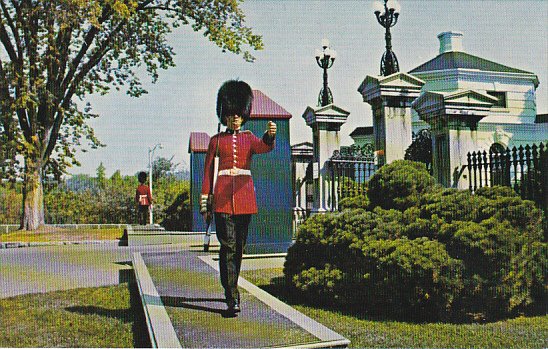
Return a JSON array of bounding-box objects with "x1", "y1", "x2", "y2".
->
[
  {"x1": 373, "y1": 0, "x2": 401, "y2": 76},
  {"x1": 315, "y1": 38, "x2": 337, "y2": 107},
  {"x1": 148, "y1": 143, "x2": 162, "y2": 225}
]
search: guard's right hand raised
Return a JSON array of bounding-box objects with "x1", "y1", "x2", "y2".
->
[{"x1": 267, "y1": 120, "x2": 277, "y2": 137}]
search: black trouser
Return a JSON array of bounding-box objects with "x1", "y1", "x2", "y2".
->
[
  {"x1": 138, "y1": 205, "x2": 148, "y2": 225},
  {"x1": 214, "y1": 213, "x2": 251, "y2": 303}
]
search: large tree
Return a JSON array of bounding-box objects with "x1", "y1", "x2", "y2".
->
[{"x1": 0, "y1": 0, "x2": 263, "y2": 230}]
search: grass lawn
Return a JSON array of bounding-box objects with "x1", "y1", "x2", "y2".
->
[
  {"x1": 241, "y1": 267, "x2": 548, "y2": 349},
  {"x1": 0, "y1": 226, "x2": 125, "y2": 243},
  {"x1": 0, "y1": 283, "x2": 149, "y2": 348}
]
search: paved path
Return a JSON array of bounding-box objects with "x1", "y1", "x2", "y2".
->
[
  {"x1": 0, "y1": 235, "x2": 349, "y2": 348},
  {"x1": 141, "y1": 250, "x2": 318, "y2": 348},
  {"x1": 0, "y1": 237, "x2": 200, "y2": 299},
  {"x1": 0, "y1": 234, "x2": 284, "y2": 299}
]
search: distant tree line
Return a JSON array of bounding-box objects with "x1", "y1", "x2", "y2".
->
[{"x1": 0, "y1": 158, "x2": 191, "y2": 231}]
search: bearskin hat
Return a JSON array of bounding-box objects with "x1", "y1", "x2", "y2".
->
[
  {"x1": 138, "y1": 171, "x2": 147, "y2": 184},
  {"x1": 216, "y1": 80, "x2": 253, "y2": 126}
]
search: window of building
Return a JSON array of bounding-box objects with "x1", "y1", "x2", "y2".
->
[{"x1": 486, "y1": 91, "x2": 507, "y2": 108}]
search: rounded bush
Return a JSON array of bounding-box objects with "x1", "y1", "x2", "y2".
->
[
  {"x1": 368, "y1": 160, "x2": 437, "y2": 211},
  {"x1": 338, "y1": 194, "x2": 369, "y2": 211},
  {"x1": 285, "y1": 181, "x2": 546, "y2": 322}
]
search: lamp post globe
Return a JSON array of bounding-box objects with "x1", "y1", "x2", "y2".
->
[{"x1": 373, "y1": 0, "x2": 384, "y2": 14}]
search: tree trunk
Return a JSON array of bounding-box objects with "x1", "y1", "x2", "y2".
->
[{"x1": 20, "y1": 158, "x2": 45, "y2": 230}]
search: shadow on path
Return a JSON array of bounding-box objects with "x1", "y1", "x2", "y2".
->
[{"x1": 161, "y1": 295, "x2": 238, "y2": 318}]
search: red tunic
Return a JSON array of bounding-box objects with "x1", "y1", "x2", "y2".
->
[
  {"x1": 201, "y1": 130, "x2": 274, "y2": 214},
  {"x1": 135, "y1": 184, "x2": 152, "y2": 206}
]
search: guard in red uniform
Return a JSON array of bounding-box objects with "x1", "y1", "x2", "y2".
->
[
  {"x1": 200, "y1": 80, "x2": 276, "y2": 314},
  {"x1": 135, "y1": 171, "x2": 153, "y2": 225}
]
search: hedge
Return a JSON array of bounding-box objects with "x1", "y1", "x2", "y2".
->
[{"x1": 285, "y1": 160, "x2": 546, "y2": 322}]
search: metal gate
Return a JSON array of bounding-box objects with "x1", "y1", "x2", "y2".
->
[{"x1": 328, "y1": 144, "x2": 377, "y2": 211}]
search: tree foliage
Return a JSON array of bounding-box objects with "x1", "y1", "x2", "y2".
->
[
  {"x1": 338, "y1": 194, "x2": 369, "y2": 211},
  {"x1": 152, "y1": 156, "x2": 177, "y2": 179},
  {"x1": 0, "y1": 182, "x2": 22, "y2": 223},
  {"x1": 405, "y1": 129, "x2": 432, "y2": 172},
  {"x1": 0, "y1": 0, "x2": 263, "y2": 229},
  {"x1": 96, "y1": 162, "x2": 106, "y2": 188}
]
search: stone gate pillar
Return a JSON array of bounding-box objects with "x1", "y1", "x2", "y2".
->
[
  {"x1": 302, "y1": 104, "x2": 350, "y2": 213},
  {"x1": 358, "y1": 73, "x2": 425, "y2": 165},
  {"x1": 412, "y1": 90, "x2": 496, "y2": 188}
]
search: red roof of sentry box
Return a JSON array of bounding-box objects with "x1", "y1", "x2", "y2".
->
[
  {"x1": 188, "y1": 132, "x2": 210, "y2": 153},
  {"x1": 250, "y1": 90, "x2": 292, "y2": 120}
]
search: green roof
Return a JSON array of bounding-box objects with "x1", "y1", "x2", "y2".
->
[{"x1": 409, "y1": 51, "x2": 534, "y2": 75}]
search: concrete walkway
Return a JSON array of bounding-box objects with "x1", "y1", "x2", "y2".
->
[
  {"x1": 0, "y1": 241, "x2": 179, "y2": 299},
  {"x1": 132, "y1": 237, "x2": 349, "y2": 348},
  {"x1": 140, "y1": 250, "x2": 321, "y2": 348},
  {"x1": 0, "y1": 234, "x2": 349, "y2": 348}
]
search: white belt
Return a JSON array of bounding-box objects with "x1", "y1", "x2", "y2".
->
[{"x1": 218, "y1": 168, "x2": 251, "y2": 176}]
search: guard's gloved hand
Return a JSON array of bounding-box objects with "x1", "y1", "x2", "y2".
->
[
  {"x1": 263, "y1": 121, "x2": 277, "y2": 145},
  {"x1": 267, "y1": 121, "x2": 277, "y2": 137},
  {"x1": 200, "y1": 194, "x2": 213, "y2": 223}
]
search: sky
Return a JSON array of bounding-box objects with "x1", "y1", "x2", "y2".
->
[{"x1": 71, "y1": 0, "x2": 548, "y2": 176}]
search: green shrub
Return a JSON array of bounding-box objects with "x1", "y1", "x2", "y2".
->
[
  {"x1": 290, "y1": 264, "x2": 344, "y2": 304},
  {"x1": 413, "y1": 185, "x2": 546, "y2": 320},
  {"x1": 356, "y1": 236, "x2": 463, "y2": 320},
  {"x1": 334, "y1": 175, "x2": 369, "y2": 210},
  {"x1": 0, "y1": 184, "x2": 22, "y2": 224},
  {"x1": 155, "y1": 178, "x2": 191, "y2": 231},
  {"x1": 337, "y1": 176, "x2": 367, "y2": 199},
  {"x1": 367, "y1": 160, "x2": 437, "y2": 211},
  {"x1": 285, "y1": 208, "x2": 463, "y2": 320},
  {"x1": 475, "y1": 186, "x2": 544, "y2": 240},
  {"x1": 338, "y1": 194, "x2": 369, "y2": 210},
  {"x1": 286, "y1": 161, "x2": 546, "y2": 322}
]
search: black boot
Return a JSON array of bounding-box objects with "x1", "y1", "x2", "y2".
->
[
  {"x1": 233, "y1": 299, "x2": 241, "y2": 313},
  {"x1": 226, "y1": 298, "x2": 240, "y2": 314}
]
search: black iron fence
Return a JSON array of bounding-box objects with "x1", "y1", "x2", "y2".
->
[
  {"x1": 328, "y1": 145, "x2": 377, "y2": 210},
  {"x1": 466, "y1": 143, "x2": 547, "y2": 209}
]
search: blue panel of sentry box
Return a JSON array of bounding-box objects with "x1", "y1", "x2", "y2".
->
[
  {"x1": 188, "y1": 131, "x2": 212, "y2": 234},
  {"x1": 188, "y1": 90, "x2": 293, "y2": 253}
]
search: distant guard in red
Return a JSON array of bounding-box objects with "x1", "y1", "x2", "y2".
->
[
  {"x1": 201, "y1": 80, "x2": 276, "y2": 314},
  {"x1": 135, "y1": 171, "x2": 153, "y2": 225}
]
